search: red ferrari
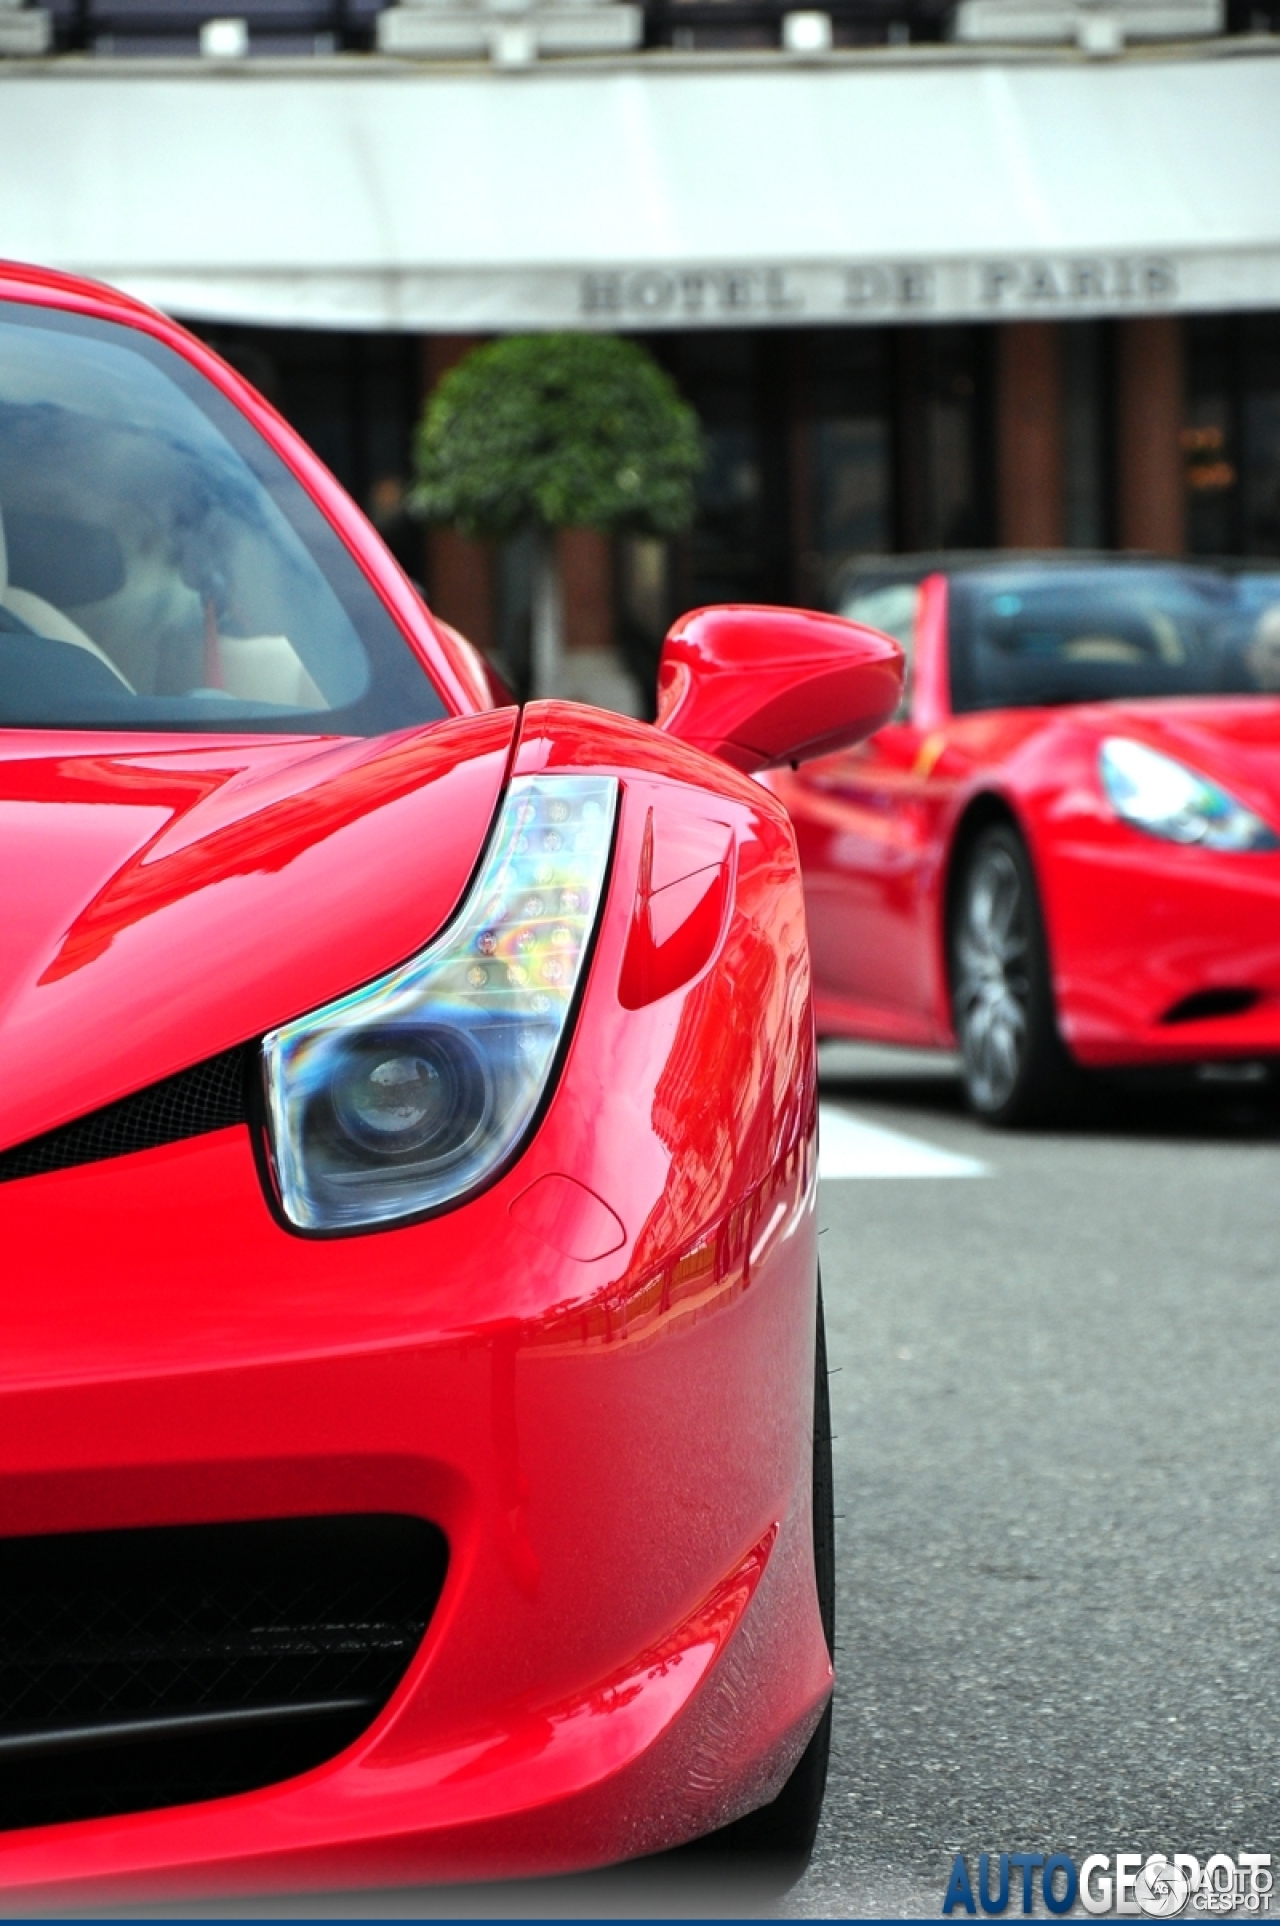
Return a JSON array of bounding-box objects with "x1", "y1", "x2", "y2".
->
[
  {"x1": 0, "y1": 264, "x2": 902, "y2": 1902},
  {"x1": 770, "y1": 555, "x2": 1280, "y2": 1126}
]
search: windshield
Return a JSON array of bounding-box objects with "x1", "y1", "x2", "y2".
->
[
  {"x1": 0, "y1": 301, "x2": 446, "y2": 734},
  {"x1": 946, "y1": 565, "x2": 1280, "y2": 714}
]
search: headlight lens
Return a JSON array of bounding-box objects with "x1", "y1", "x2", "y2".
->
[
  {"x1": 262, "y1": 773, "x2": 618, "y2": 1232},
  {"x1": 1098, "y1": 738, "x2": 1279, "y2": 852}
]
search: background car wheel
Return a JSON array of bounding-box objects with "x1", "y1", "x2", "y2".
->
[
  {"x1": 681, "y1": 1279, "x2": 834, "y2": 1883},
  {"x1": 949, "y1": 823, "x2": 1082, "y2": 1128}
]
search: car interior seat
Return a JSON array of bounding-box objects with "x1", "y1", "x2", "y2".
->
[
  {"x1": 0, "y1": 504, "x2": 135, "y2": 689},
  {"x1": 214, "y1": 630, "x2": 326, "y2": 709}
]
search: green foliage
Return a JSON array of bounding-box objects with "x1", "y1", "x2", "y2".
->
[{"x1": 412, "y1": 333, "x2": 704, "y2": 541}]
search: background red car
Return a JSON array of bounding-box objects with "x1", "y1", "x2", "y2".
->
[
  {"x1": 770, "y1": 556, "x2": 1280, "y2": 1126},
  {"x1": 0, "y1": 263, "x2": 901, "y2": 1902}
]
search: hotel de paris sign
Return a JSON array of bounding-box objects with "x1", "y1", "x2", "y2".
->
[
  {"x1": 565, "y1": 252, "x2": 1277, "y2": 326},
  {"x1": 132, "y1": 248, "x2": 1280, "y2": 334}
]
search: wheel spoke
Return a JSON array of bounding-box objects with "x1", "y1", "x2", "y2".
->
[{"x1": 953, "y1": 842, "x2": 1032, "y2": 1110}]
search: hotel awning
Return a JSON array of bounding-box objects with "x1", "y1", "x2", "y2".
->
[{"x1": 2, "y1": 41, "x2": 1279, "y2": 330}]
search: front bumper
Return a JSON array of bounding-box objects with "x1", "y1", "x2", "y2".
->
[
  {"x1": 0, "y1": 760, "x2": 829, "y2": 1903},
  {"x1": 1039, "y1": 828, "x2": 1280, "y2": 1068}
]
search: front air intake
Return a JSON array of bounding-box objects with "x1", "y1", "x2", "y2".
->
[
  {"x1": 1160, "y1": 988, "x2": 1261, "y2": 1026},
  {"x1": 0, "y1": 1046, "x2": 250, "y2": 1185},
  {"x1": 0, "y1": 1514, "x2": 447, "y2": 1831}
]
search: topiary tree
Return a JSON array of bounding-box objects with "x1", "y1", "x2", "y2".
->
[{"x1": 412, "y1": 332, "x2": 703, "y2": 696}]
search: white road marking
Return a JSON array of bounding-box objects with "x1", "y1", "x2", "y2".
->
[{"x1": 818, "y1": 1103, "x2": 989, "y2": 1180}]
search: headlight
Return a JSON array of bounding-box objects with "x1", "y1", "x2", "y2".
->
[
  {"x1": 1098, "y1": 738, "x2": 1279, "y2": 852},
  {"x1": 262, "y1": 773, "x2": 618, "y2": 1232}
]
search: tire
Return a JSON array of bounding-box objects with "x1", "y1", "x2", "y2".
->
[
  {"x1": 682, "y1": 1280, "x2": 834, "y2": 1881},
  {"x1": 949, "y1": 822, "x2": 1081, "y2": 1128}
]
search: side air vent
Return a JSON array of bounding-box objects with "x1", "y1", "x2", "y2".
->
[
  {"x1": 0, "y1": 1046, "x2": 250, "y2": 1185},
  {"x1": 0, "y1": 1513, "x2": 447, "y2": 1831},
  {"x1": 1160, "y1": 988, "x2": 1260, "y2": 1026}
]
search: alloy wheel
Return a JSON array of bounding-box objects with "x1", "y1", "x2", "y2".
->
[{"x1": 954, "y1": 844, "x2": 1032, "y2": 1112}]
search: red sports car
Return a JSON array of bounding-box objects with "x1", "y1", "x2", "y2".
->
[
  {"x1": 0, "y1": 264, "x2": 902, "y2": 1902},
  {"x1": 770, "y1": 555, "x2": 1280, "y2": 1126}
]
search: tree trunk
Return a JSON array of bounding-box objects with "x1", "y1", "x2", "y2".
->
[{"x1": 530, "y1": 527, "x2": 564, "y2": 699}]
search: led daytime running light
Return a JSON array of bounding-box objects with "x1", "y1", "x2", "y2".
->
[{"x1": 262, "y1": 773, "x2": 618, "y2": 1232}]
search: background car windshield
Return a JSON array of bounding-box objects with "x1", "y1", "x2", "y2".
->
[
  {"x1": 947, "y1": 565, "x2": 1280, "y2": 714},
  {"x1": 842, "y1": 580, "x2": 919, "y2": 721},
  {"x1": 0, "y1": 303, "x2": 446, "y2": 734}
]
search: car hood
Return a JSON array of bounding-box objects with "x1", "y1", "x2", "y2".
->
[
  {"x1": 1069, "y1": 696, "x2": 1280, "y2": 822},
  {"x1": 0, "y1": 710, "x2": 517, "y2": 1154}
]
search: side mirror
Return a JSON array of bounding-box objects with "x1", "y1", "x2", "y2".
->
[{"x1": 655, "y1": 604, "x2": 904, "y2": 774}]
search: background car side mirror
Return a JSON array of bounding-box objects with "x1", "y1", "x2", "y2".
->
[{"x1": 654, "y1": 604, "x2": 904, "y2": 774}]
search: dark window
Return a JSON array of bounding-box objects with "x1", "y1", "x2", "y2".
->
[
  {"x1": 656, "y1": 332, "x2": 783, "y2": 610},
  {"x1": 795, "y1": 328, "x2": 894, "y2": 606},
  {"x1": 1062, "y1": 321, "x2": 1112, "y2": 551},
  {"x1": 656, "y1": 327, "x2": 896, "y2": 616},
  {"x1": 1185, "y1": 311, "x2": 1280, "y2": 560},
  {"x1": 48, "y1": 0, "x2": 381, "y2": 55},
  {"x1": 1186, "y1": 314, "x2": 1245, "y2": 556},
  {"x1": 1241, "y1": 315, "x2": 1280, "y2": 557},
  {"x1": 894, "y1": 326, "x2": 994, "y2": 552}
]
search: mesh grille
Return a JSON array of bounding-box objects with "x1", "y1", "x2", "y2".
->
[
  {"x1": 0, "y1": 1515, "x2": 447, "y2": 1830},
  {"x1": 0, "y1": 1047, "x2": 250, "y2": 1185}
]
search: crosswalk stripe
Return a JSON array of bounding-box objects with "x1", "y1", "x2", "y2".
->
[{"x1": 818, "y1": 1103, "x2": 989, "y2": 1180}]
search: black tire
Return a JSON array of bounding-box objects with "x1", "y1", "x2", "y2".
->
[
  {"x1": 949, "y1": 822, "x2": 1082, "y2": 1128},
  {"x1": 683, "y1": 1280, "x2": 834, "y2": 1881}
]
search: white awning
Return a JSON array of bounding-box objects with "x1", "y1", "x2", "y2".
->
[{"x1": 2, "y1": 41, "x2": 1279, "y2": 330}]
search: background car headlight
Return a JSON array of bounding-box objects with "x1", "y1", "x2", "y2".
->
[
  {"x1": 262, "y1": 773, "x2": 618, "y2": 1232},
  {"x1": 1098, "y1": 738, "x2": 1279, "y2": 852}
]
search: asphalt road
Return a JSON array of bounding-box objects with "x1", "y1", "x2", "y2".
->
[{"x1": 788, "y1": 1042, "x2": 1280, "y2": 1918}]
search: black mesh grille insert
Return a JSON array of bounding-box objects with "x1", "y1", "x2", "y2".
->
[
  {"x1": 0, "y1": 1514, "x2": 447, "y2": 1831},
  {"x1": 0, "y1": 1047, "x2": 250, "y2": 1185}
]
